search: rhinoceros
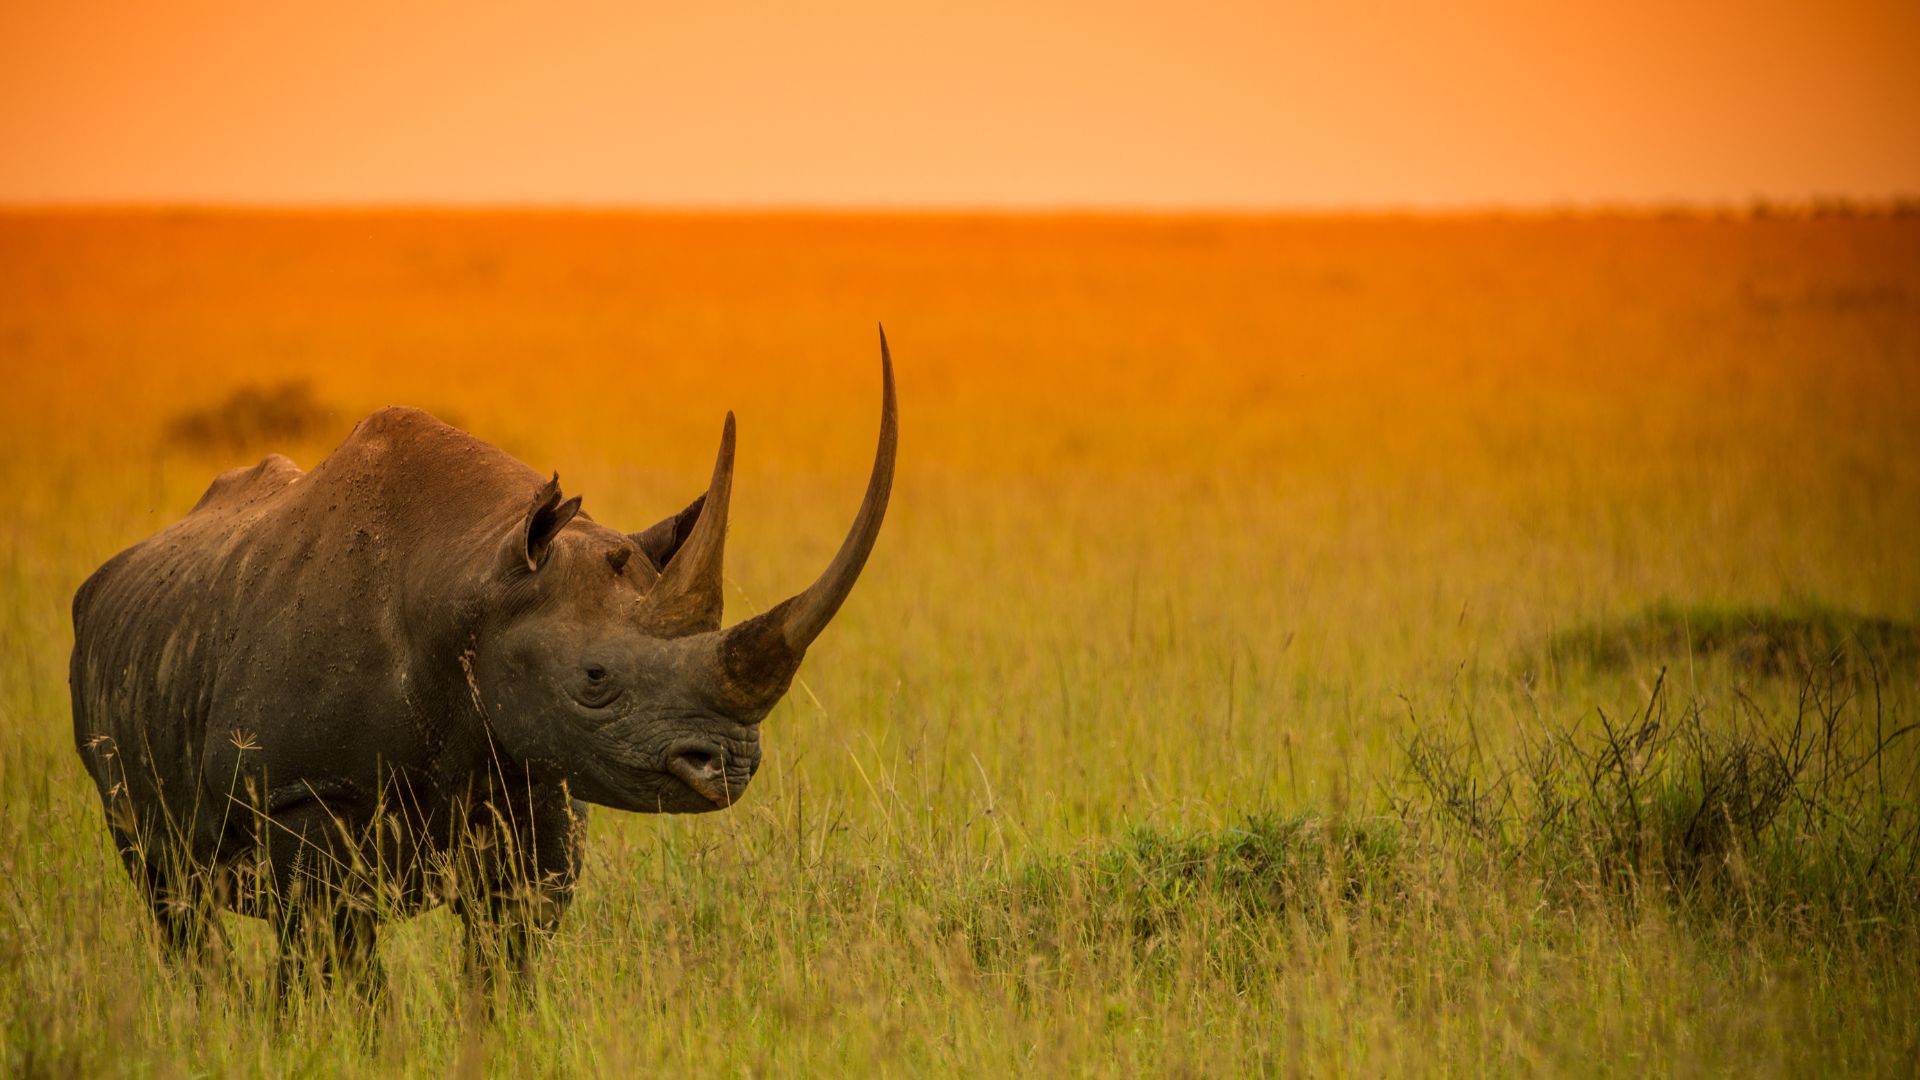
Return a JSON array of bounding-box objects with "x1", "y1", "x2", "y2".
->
[{"x1": 71, "y1": 333, "x2": 896, "y2": 997}]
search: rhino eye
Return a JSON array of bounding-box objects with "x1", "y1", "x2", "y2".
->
[{"x1": 576, "y1": 664, "x2": 620, "y2": 709}]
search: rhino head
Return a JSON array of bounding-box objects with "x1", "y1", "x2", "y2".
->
[{"x1": 468, "y1": 336, "x2": 896, "y2": 813}]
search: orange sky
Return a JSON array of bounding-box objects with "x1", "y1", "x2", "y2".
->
[{"x1": 2, "y1": 1, "x2": 1916, "y2": 209}]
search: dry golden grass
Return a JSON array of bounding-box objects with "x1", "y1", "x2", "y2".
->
[{"x1": 2, "y1": 210, "x2": 1917, "y2": 1075}]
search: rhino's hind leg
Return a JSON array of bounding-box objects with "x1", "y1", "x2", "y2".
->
[{"x1": 110, "y1": 824, "x2": 218, "y2": 967}]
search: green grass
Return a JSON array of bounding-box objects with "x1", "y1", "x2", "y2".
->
[{"x1": 3, "y1": 210, "x2": 1919, "y2": 1075}]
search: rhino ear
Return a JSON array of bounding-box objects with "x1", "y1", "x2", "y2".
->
[
  {"x1": 630, "y1": 493, "x2": 706, "y2": 571},
  {"x1": 522, "y1": 473, "x2": 583, "y2": 571}
]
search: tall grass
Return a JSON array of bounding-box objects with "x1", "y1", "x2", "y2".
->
[
  {"x1": 2, "y1": 210, "x2": 1918, "y2": 1074},
  {"x1": 1402, "y1": 660, "x2": 1920, "y2": 922}
]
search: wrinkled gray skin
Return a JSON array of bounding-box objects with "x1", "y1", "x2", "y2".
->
[{"x1": 71, "y1": 336, "x2": 896, "y2": 999}]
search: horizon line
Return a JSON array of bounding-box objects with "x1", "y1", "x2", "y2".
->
[{"x1": 3, "y1": 194, "x2": 1918, "y2": 220}]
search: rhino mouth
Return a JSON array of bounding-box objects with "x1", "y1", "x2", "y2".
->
[
  {"x1": 665, "y1": 738, "x2": 741, "y2": 807},
  {"x1": 546, "y1": 707, "x2": 759, "y2": 812},
  {"x1": 571, "y1": 729, "x2": 759, "y2": 813}
]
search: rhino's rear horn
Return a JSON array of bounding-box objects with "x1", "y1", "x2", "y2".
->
[
  {"x1": 716, "y1": 328, "x2": 897, "y2": 710},
  {"x1": 643, "y1": 413, "x2": 735, "y2": 636}
]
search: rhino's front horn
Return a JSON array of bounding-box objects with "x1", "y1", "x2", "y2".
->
[{"x1": 715, "y1": 328, "x2": 898, "y2": 712}]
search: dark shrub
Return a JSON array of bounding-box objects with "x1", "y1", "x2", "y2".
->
[{"x1": 163, "y1": 381, "x2": 336, "y2": 453}]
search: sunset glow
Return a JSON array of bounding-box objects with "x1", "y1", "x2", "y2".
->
[{"x1": 3, "y1": 0, "x2": 1917, "y2": 208}]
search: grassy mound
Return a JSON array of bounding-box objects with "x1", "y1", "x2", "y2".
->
[{"x1": 1544, "y1": 602, "x2": 1917, "y2": 676}]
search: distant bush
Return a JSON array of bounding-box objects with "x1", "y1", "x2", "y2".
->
[{"x1": 162, "y1": 381, "x2": 336, "y2": 453}]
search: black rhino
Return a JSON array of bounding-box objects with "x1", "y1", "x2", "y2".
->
[{"x1": 71, "y1": 332, "x2": 896, "y2": 997}]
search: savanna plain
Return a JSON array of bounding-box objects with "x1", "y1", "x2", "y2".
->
[{"x1": 2, "y1": 211, "x2": 1918, "y2": 1076}]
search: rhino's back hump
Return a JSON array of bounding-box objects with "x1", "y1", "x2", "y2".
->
[
  {"x1": 70, "y1": 407, "x2": 540, "y2": 825},
  {"x1": 190, "y1": 453, "x2": 305, "y2": 514},
  {"x1": 74, "y1": 405, "x2": 508, "y2": 647},
  {"x1": 75, "y1": 452, "x2": 304, "y2": 633}
]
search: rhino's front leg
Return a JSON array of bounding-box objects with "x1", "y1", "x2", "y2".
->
[{"x1": 455, "y1": 786, "x2": 586, "y2": 999}]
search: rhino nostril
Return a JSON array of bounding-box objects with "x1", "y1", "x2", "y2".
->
[{"x1": 675, "y1": 747, "x2": 722, "y2": 777}]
